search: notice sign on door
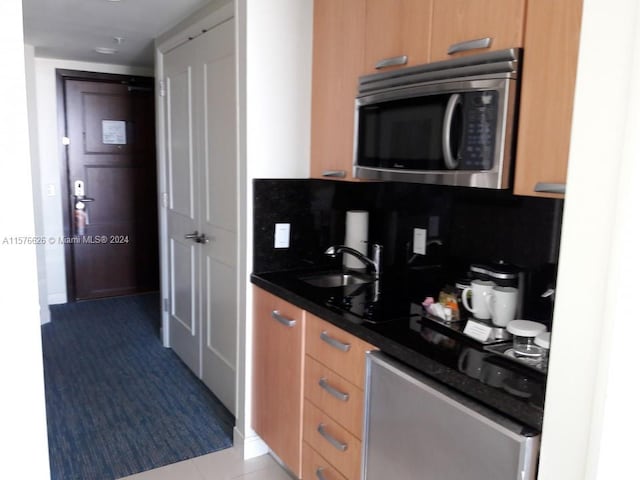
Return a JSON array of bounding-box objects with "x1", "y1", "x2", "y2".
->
[{"x1": 102, "y1": 120, "x2": 127, "y2": 145}]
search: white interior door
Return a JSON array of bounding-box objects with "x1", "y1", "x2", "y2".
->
[
  {"x1": 164, "y1": 18, "x2": 237, "y2": 415},
  {"x1": 196, "y1": 19, "x2": 238, "y2": 414},
  {"x1": 165, "y1": 43, "x2": 201, "y2": 376}
]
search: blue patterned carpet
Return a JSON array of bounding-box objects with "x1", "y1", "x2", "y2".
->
[{"x1": 42, "y1": 294, "x2": 234, "y2": 480}]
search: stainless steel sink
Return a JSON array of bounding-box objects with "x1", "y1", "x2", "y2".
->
[{"x1": 298, "y1": 271, "x2": 374, "y2": 288}]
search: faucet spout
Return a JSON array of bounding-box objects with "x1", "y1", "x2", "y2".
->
[{"x1": 325, "y1": 244, "x2": 383, "y2": 278}]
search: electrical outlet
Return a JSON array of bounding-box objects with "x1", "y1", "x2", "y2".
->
[
  {"x1": 274, "y1": 223, "x2": 290, "y2": 249},
  {"x1": 413, "y1": 228, "x2": 427, "y2": 255}
]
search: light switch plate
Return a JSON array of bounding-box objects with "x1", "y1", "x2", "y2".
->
[
  {"x1": 274, "y1": 223, "x2": 290, "y2": 249},
  {"x1": 413, "y1": 228, "x2": 427, "y2": 255}
]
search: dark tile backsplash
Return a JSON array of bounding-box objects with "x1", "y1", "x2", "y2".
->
[
  {"x1": 253, "y1": 178, "x2": 562, "y2": 273},
  {"x1": 253, "y1": 178, "x2": 562, "y2": 322}
]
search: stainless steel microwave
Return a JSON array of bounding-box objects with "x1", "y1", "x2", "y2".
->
[{"x1": 354, "y1": 49, "x2": 521, "y2": 189}]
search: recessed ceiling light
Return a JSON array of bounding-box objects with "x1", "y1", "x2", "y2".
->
[{"x1": 95, "y1": 47, "x2": 118, "y2": 55}]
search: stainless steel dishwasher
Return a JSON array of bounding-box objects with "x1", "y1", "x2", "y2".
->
[{"x1": 362, "y1": 351, "x2": 540, "y2": 480}]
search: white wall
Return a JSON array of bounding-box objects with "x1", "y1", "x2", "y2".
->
[
  {"x1": 538, "y1": 1, "x2": 640, "y2": 478},
  {"x1": 29, "y1": 58, "x2": 152, "y2": 307},
  {"x1": 238, "y1": 0, "x2": 313, "y2": 458},
  {"x1": 0, "y1": 2, "x2": 50, "y2": 477},
  {"x1": 24, "y1": 45, "x2": 50, "y2": 325}
]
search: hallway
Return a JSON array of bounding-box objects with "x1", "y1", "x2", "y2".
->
[{"x1": 41, "y1": 294, "x2": 234, "y2": 479}]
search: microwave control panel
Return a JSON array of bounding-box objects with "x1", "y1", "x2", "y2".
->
[{"x1": 459, "y1": 90, "x2": 498, "y2": 171}]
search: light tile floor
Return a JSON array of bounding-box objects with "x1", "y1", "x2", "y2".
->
[{"x1": 118, "y1": 446, "x2": 292, "y2": 480}]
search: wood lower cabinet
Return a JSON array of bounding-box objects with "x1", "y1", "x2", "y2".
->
[
  {"x1": 514, "y1": 0, "x2": 584, "y2": 198},
  {"x1": 430, "y1": 0, "x2": 526, "y2": 62},
  {"x1": 363, "y1": 0, "x2": 433, "y2": 74},
  {"x1": 303, "y1": 312, "x2": 375, "y2": 479},
  {"x1": 310, "y1": 0, "x2": 366, "y2": 181},
  {"x1": 305, "y1": 313, "x2": 373, "y2": 390},
  {"x1": 252, "y1": 287, "x2": 305, "y2": 477},
  {"x1": 303, "y1": 402, "x2": 362, "y2": 480},
  {"x1": 303, "y1": 443, "x2": 347, "y2": 480}
]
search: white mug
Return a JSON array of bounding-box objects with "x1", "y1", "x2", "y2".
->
[
  {"x1": 487, "y1": 286, "x2": 519, "y2": 327},
  {"x1": 461, "y1": 280, "x2": 495, "y2": 320}
]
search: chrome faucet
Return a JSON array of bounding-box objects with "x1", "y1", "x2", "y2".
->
[{"x1": 324, "y1": 244, "x2": 383, "y2": 279}]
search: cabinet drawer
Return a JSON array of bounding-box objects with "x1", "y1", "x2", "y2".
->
[
  {"x1": 303, "y1": 442, "x2": 347, "y2": 480},
  {"x1": 305, "y1": 356, "x2": 364, "y2": 438},
  {"x1": 303, "y1": 401, "x2": 361, "y2": 480},
  {"x1": 305, "y1": 313, "x2": 374, "y2": 389}
]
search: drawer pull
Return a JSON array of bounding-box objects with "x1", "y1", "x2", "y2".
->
[
  {"x1": 317, "y1": 423, "x2": 348, "y2": 452},
  {"x1": 271, "y1": 310, "x2": 296, "y2": 327},
  {"x1": 320, "y1": 330, "x2": 351, "y2": 352},
  {"x1": 321, "y1": 170, "x2": 346, "y2": 178},
  {"x1": 319, "y1": 377, "x2": 349, "y2": 402},
  {"x1": 375, "y1": 55, "x2": 408, "y2": 69},
  {"x1": 534, "y1": 182, "x2": 566, "y2": 194},
  {"x1": 447, "y1": 37, "x2": 492, "y2": 55},
  {"x1": 315, "y1": 467, "x2": 327, "y2": 480}
]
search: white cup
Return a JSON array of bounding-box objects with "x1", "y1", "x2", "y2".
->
[
  {"x1": 487, "y1": 286, "x2": 519, "y2": 327},
  {"x1": 461, "y1": 280, "x2": 495, "y2": 320}
]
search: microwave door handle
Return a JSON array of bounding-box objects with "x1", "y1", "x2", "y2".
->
[{"x1": 442, "y1": 93, "x2": 462, "y2": 169}]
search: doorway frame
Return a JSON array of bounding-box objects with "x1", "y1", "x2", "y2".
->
[{"x1": 56, "y1": 69, "x2": 155, "y2": 301}]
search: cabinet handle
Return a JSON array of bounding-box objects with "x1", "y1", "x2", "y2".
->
[
  {"x1": 319, "y1": 377, "x2": 350, "y2": 402},
  {"x1": 321, "y1": 170, "x2": 346, "y2": 178},
  {"x1": 315, "y1": 467, "x2": 327, "y2": 480},
  {"x1": 447, "y1": 37, "x2": 492, "y2": 55},
  {"x1": 320, "y1": 331, "x2": 351, "y2": 352},
  {"x1": 271, "y1": 310, "x2": 296, "y2": 327},
  {"x1": 317, "y1": 423, "x2": 348, "y2": 452},
  {"x1": 534, "y1": 182, "x2": 566, "y2": 194},
  {"x1": 375, "y1": 55, "x2": 408, "y2": 70}
]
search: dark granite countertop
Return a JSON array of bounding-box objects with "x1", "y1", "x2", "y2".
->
[{"x1": 251, "y1": 268, "x2": 546, "y2": 432}]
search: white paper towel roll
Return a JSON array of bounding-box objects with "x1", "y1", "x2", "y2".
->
[{"x1": 344, "y1": 210, "x2": 369, "y2": 270}]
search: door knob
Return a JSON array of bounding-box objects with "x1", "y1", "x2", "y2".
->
[
  {"x1": 195, "y1": 233, "x2": 209, "y2": 244},
  {"x1": 184, "y1": 231, "x2": 209, "y2": 244}
]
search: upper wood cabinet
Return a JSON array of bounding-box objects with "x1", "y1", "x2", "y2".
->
[
  {"x1": 252, "y1": 287, "x2": 305, "y2": 477},
  {"x1": 514, "y1": 0, "x2": 583, "y2": 198},
  {"x1": 310, "y1": 0, "x2": 366, "y2": 181},
  {"x1": 430, "y1": 0, "x2": 526, "y2": 62},
  {"x1": 363, "y1": 0, "x2": 434, "y2": 74}
]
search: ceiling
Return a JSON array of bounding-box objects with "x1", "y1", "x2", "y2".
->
[{"x1": 22, "y1": 0, "x2": 211, "y2": 68}]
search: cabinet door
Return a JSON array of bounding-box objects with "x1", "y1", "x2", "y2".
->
[
  {"x1": 310, "y1": 0, "x2": 366, "y2": 181},
  {"x1": 430, "y1": 0, "x2": 525, "y2": 62},
  {"x1": 363, "y1": 0, "x2": 433, "y2": 74},
  {"x1": 514, "y1": 0, "x2": 583, "y2": 198},
  {"x1": 252, "y1": 288, "x2": 305, "y2": 477}
]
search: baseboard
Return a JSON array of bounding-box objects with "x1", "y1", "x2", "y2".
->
[
  {"x1": 48, "y1": 293, "x2": 67, "y2": 305},
  {"x1": 233, "y1": 427, "x2": 268, "y2": 460},
  {"x1": 40, "y1": 306, "x2": 51, "y2": 325}
]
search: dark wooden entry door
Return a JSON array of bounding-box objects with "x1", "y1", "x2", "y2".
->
[{"x1": 63, "y1": 75, "x2": 159, "y2": 300}]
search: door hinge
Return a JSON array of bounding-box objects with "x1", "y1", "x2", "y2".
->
[
  {"x1": 161, "y1": 192, "x2": 168, "y2": 208},
  {"x1": 163, "y1": 298, "x2": 169, "y2": 312},
  {"x1": 62, "y1": 136, "x2": 70, "y2": 146},
  {"x1": 159, "y1": 79, "x2": 166, "y2": 97}
]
